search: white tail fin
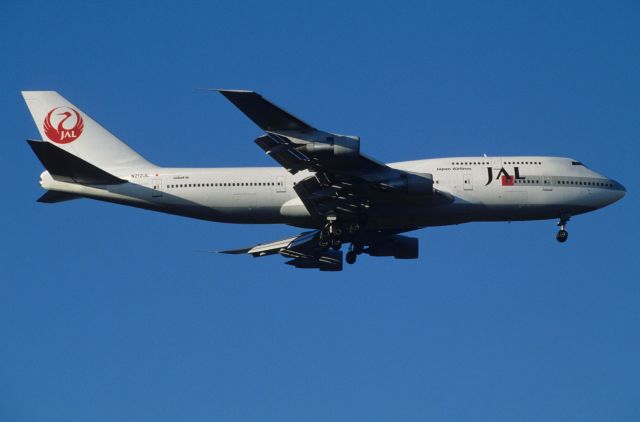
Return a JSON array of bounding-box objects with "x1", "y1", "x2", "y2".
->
[{"x1": 22, "y1": 91, "x2": 153, "y2": 170}]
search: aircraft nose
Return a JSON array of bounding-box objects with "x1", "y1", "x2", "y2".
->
[{"x1": 611, "y1": 179, "x2": 626, "y2": 201}]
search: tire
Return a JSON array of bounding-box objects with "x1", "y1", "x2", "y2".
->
[
  {"x1": 346, "y1": 251, "x2": 357, "y2": 264},
  {"x1": 556, "y1": 230, "x2": 568, "y2": 243}
]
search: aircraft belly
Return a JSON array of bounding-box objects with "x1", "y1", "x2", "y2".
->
[
  {"x1": 203, "y1": 189, "x2": 300, "y2": 224},
  {"x1": 365, "y1": 187, "x2": 601, "y2": 229}
]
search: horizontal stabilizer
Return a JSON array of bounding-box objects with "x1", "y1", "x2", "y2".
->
[
  {"x1": 27, "y1": 140, "x2": 126, "y2": 185},
  {"x1": 37, "y1": 191, "x2": 82, "y2": 203},
  {"x1": 218, "y1": 90, "x2": 315, "y2": 132}
]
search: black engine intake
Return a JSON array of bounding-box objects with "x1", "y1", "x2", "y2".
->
[{"x1": 365, "y1": 235, "x2": 419, "y2": 259}]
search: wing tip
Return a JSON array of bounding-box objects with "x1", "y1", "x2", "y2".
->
[
  {"x1": 196, "y1": 88, "x2": 256, "y2": 95},
  {"x1": 218, "y1": 247, "x2": 252, "y2": 255},
  {"x1": 216, "y1": 89, "x2": 261, "y2": 102},
  {"x1": 217, "y1": 89, "x2": 254, "y2": 93}
]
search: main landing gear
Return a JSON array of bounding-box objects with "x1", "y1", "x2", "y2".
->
[
  {"x1": 319, "y1": 215, "x2": 343, "y2": 250},
  {"x1": 319, "y1": 215, "x2": 362, "y2": 260},
  {"x1": 556, "y1": 215, "x2": 570, "y2": 243}
]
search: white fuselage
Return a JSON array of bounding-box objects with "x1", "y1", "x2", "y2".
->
[{"x1": 39, "y1": 156, "x2": 625, "y2": 230}]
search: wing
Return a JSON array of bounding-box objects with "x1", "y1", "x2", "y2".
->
[
  {"x1": 218, "y1": 90, "x2": 384, "y2": 176},
  {"x1": 219, "y1": 230, "x2": 424, "y2": 271},
  {"x1": 220, "y1": 230, "x2": 343, "y2": 271},
  {"x1": 215, "y1": 90, "x2": 450, "y2": 270},
  {"x1": 217, "y1": 90, "x2": 453, "y2": 226},
  {"x1": 217, "y1": 90, "x2": 315, "y2": 133}
]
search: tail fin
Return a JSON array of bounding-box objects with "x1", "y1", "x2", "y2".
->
[{"x1": 21, "y1": 91, "x2": 153, "y2": 171}]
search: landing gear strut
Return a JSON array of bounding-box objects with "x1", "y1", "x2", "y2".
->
[
  {"x1": 320, "y1": 215, "x2": 342, "y2": 250},
  {"x1": 556, "y1": 215, "x2": 570, "y2": 243}
]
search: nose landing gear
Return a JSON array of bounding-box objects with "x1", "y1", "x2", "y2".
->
[{"x1": 556, "y1": 215, "x2": 570, "y2": 243}]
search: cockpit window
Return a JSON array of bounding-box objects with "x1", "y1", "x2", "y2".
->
[{"x1": 571, "y1": 161, "x2": 588, "y2": 168}]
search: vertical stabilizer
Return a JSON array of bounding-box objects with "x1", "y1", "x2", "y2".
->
[{"x1": 21, "y1": 91, "x2": 153, "y2": 171}]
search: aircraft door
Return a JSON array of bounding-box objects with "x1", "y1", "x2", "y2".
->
[
  {"x1": 152, "y1": 179, "x2": 163, "y2": 197},
  {"x1": 463, "y1": 174, "x2": 473, "y2": 191},
  {"x1": 543, "y1": 176, "x2": 553, "y2": 191},
  {"x1": 276, "y1": 176, "x2": 286, "y2": 193}
]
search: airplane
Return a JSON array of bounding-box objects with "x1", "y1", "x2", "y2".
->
[{"x1": 23, "y1": 90, "x2": 626, "y2": 271}]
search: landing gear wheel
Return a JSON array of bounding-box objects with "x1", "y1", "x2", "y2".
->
[
  {"x1": 346, "y1": 251, "x2": 357, "y2": 264},
  {"x1": 331, "y1": 239, "x2": 342, "y2": 250},
  {"x1": 556, "y1": 229, "x2": 568, "y2": 243}
]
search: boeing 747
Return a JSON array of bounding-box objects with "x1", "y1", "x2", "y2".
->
[{"x1": 23, "y1": 90, "x2": 626, "y2": 270}]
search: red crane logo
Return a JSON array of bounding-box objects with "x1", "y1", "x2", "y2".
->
[{"x1": 43, "y1": 107, "x2": 84, "y2": 144}]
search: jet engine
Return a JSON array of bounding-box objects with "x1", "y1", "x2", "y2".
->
[
  {"x1": 365, "y1": 235, "x2": 419, "y2": 259},
  {"x1": 285, "y1": 249, "x2": 343, "y2": 271},
  {"x1": 380, "y1": 172, "x2": 434, "y2": 195},
  {"x1": 296, "y1": 135, "x2": 360, "y2": 158}
]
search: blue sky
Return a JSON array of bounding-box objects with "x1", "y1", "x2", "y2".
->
[{"x1": 1, "y1": 1, "x2": 639, "y2": 420}]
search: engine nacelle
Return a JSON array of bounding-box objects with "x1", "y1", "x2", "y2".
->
[
  {"x1": 383, "y1": 172, "x2": 434, "y2": 195},
  {"x1": 365, "y1": 235, "x2": 419, "y2": 259},
  {"x1": 297, "y1": 135, "x2": 360, "y2": 158},
  {"x1": 286, "y1": 249, "x2": 343, "y2": 271}
]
